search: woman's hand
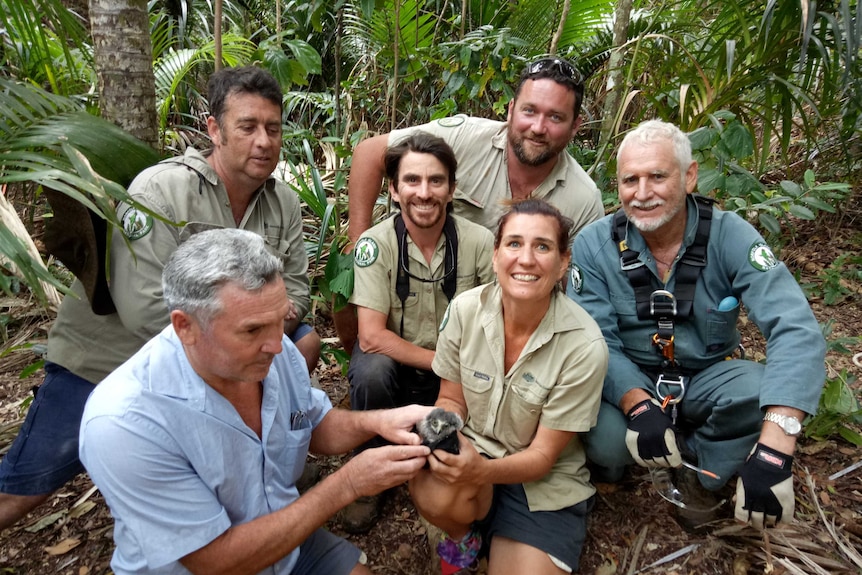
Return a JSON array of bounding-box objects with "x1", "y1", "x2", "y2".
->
[{"x1": 426, "y1": 432, "x2": 487, "y2": 485}]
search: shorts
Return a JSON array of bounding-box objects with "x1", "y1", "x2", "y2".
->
[
  {"x1": 290, "y1": 322, "x2": 314, "y2": 343},
  {"x1": 476, "y1": 483, "x2": 594, "y2": 572},
  {"x1": 292, "y1": 528, "x2": 362, "y2": 575},
  {"x1": 0, "y1": 362, "x2": 95, "y2": 495}
]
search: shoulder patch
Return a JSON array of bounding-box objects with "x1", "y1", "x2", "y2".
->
[
  {"x1": 569, "y1": 263, "x2": 584, "y2": 294},
  {"x1": 353, "y1": 237, "x2": 379, "y2": 268},
  {"x1": 436, "y1": 116, "x2": 465, "y2": 128},
  {"x1": 748, "y1": 241, "x2": 778, "y2": 271},
  {"x1": 121, "y1": 207, "x2": 154, "y2": 241}
]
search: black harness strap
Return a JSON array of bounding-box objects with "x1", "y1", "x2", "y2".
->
[
  {"x1": 612, "y1": 195, "x2": 715, "y2": 416},
  {"x1": 611, "y1": 195, "x2": 714, "y2": 321},
  {"x1": 394, "y1": 213, "x2": 459, "y2": 337}
]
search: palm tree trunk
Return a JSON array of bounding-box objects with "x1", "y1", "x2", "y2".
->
[
  {"x1": 599, "y1": 0, "x2": 634, "y2": 153},
  {"x1": 549, "y1": 0, "x2": 571, "y2": 55},
  {"x1": 89, "y1": 0, "x2": 159, "y2": 150}
]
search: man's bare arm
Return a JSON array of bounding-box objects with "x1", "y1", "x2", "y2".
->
[
  {"x1": 347, "y1": 134, "x2": 391, "y2": 246},
  {"x1": 179, "y1": 443, "x2": 429, "y2": 575}
]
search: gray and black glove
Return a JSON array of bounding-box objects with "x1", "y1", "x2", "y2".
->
[
  {"x1": 624, "y1": 398, "x2": 682, "y2": 468},
  {"x1": 734, "y1": 442, "x2": 794, "y2": 529}
]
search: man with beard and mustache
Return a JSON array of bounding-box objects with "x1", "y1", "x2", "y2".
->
[
  {"x1": 340, "y1": 133, "x2": 495, "y2": 534},
  {"x1": 337, "y1": 57, "x2": 603, "y2": 355},
  {"x1": 567, "y1": 120, "x2": 825, "y2": 531},
  {"x1": 0, "y1": 66, "x2": 321, "y2": 531},
  {"x1": 80, "y1": 229, "x2": 433, "y2": 575}
]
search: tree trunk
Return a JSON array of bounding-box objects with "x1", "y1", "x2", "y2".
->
[
  {"x1": 549, "y1": 0, "x2": 571, "y2": 55},
  {"x1": 89, "y1": 0, "x2": 159, "y2": 151},
  {"x1": 598, "y1": 0, "x2": 634, "y2": 153}
]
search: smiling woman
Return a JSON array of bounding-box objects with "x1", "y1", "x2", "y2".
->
[{"x1": 408, "y1": 198, "x2": 609, "y2": 575}]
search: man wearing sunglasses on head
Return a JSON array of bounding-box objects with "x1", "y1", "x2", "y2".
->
[
  {"x1": 340, "y1": 133, "x2": 495, "y2": 534},
  {"x1": 339, "y1": 57, "x2": 604, "y2": 354}
]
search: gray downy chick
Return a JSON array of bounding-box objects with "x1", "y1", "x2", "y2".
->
[{"x1": 415, "y1": 407, "x2": 463, "y2": 454}]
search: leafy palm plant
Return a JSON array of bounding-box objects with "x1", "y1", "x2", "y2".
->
[
  {"x1": 0, "y1": 77, "x2": 159, "y2": 304},
  {"x1": 589, "y1": 0, "x2": 858, "y2": 170},
  {"x1": 0, "y1": 0, "x2": 94, "y2": 96}
]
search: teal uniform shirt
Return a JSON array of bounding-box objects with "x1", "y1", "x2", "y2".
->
[{"x1": 568, "y1": 194, "x2": 825, "y2": 415}]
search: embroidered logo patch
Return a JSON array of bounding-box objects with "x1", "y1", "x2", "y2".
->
[
  {"x1": 436, "y1": 116, "x2": 465, "y2": 128},
  {"x1": 748, "y1": 241, "x2": 778, "y2": 271},
  {"x1": 569, "y1": 264, "x2": 583, "y2": 294},
  {"x1": 121, "y1": 207, "x2": 154, "y2": 241},
  {"x1": 353, "y1": 237, "x2": 379, "y2": 267}
]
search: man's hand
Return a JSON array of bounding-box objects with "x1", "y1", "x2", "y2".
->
[
  {"x1": 342, "y1": 444, "x2": 430, "y2": 499},
  {"x1": 734, "y1": 442, "x2": 794, "y2": 529},
  {"x1": 625, "y1": 398, "x2": 682, "y2": 467},
  {"x1": 375, "y1": 404, "x2": 435, "y2": 446},
  {"x1": 282, "y1": 298, "x2": 299, "y2": 334}
]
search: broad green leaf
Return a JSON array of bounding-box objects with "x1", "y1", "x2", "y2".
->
[
  {"x1": 697, "y1": 168, "x2": 724, "y2": 195},
  {"x1": 838, "y1": 426, "x2": 862, "y2": 446},
  {"x1": 688, "y1": 127, "x2": 716, "y2": 151},
  {"x1": 720, "y1": 122, "x2": 754, "y2": 159},
  {"x1": 758, "y1": 212, "x2": 781, "y2": 235},
  {"x1": 788, "y1": 204, "x2": 815, "y2": 220},
  {"x1": 283, "y1": 39, "x2": 323, "y2": 75},
  {"x1": 800, "y1": 196, "x2": 837, "y2": 213},
  {"x1": 779, "y1": 180, "x2": 802, "y2": 197}
]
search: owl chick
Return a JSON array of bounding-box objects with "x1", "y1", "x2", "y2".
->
[{"x1": 415, "y1": 407, "x2": 463, "y2": 455}]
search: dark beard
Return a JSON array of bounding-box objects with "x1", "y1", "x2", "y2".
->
[{"x1": 510, "y1": 138, "x2": 556, "y2": 167}]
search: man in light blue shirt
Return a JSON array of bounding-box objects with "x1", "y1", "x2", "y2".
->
[{"x1": 80, "y1": 228, "x2": 432, "y2": 575}]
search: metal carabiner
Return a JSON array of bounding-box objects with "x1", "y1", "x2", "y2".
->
[{"x1": 655, "y1": 373, "x2": 686, "y2": 405}]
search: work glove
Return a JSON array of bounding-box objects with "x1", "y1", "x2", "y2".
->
[
  {"x1": 735, "y1": 442, "x2": 794, "y2": 529},
  {"x1": 624, "y1": 398, "x2": 682, "y2": 468}
]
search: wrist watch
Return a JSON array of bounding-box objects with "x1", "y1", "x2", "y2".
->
[{"x1": 763, "y1": 411, "x2": 802, "y2": 436}]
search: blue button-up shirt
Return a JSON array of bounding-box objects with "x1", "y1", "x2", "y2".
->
[{"x1": 80, "y1": 326, "x2": 331, "y2": 574}]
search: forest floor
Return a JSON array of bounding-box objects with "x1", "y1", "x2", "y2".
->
[{"x1": 0, "y1": 196, "x2": 860, "y2": 575}]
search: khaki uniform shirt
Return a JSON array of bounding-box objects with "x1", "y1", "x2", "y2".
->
[
  {"x1": 432, "y1": 283, "x2": 608, "y2": 511},
  {"x1": 350, "y1": 214, "x2": 494, "y2": 349},
  {"x1": 48, "y1": 147, "x2": 309, "y2": 383},
  {"x1": 390, "y1": 115, "x2": 604, "y2": 233}
]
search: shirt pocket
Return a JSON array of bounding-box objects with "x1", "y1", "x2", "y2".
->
[
  {"x1": 706, "y1": 305, "x2": 740, "y2": 352},
  {"x1": 460, "y1": 366, "x2": 494, "y2": 430},
  {"x1": 261, "y1": 223, "x2": 293, "y2": 258},
  {"x1": 610, "y1": 290, "x2": 654, "y2": 353},
  {"x1": 499, "y1": 379, "x2": 547, "y2": 449},
  {"x1": 267, "y1": 420, "x2": 313, "y2": 487}
]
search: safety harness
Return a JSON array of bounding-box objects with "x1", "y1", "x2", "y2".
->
[
  {"x1": 612, "y1": 195, "x2": 715, "y2": 420},
  {"x1": 394, "y1": 213, "x2": 459, "y2": 337}
]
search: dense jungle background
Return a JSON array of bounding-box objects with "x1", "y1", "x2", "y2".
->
[{"x1": 0, "y1": 0, "x2": 860, "y2": 573}]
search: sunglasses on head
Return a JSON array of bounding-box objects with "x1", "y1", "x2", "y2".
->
[{"x1": 526, "y1": 58, "x2": 583, "y2": 84}]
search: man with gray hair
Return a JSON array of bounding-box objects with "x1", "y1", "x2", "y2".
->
[
  {"x1": 567, "y1": 119, "x2": 825, "y2": 530},
  {"x1": 0, "y1": 65, "x2": 320, "y2": 530},
  {"x1": 80, "y1": 229, "x2": 432, "y2": 575}
]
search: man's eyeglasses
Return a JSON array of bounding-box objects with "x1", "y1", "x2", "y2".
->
[{"x1": 525, "y1": 58, "x2": 583, "y2": 84}]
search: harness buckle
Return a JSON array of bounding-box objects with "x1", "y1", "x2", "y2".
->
[
  {"x1": 649, "y1": 289, "x2": 677, "y2": 317},
  {"x1": 655, "y1": 373, "x2": 686, "y2": 405},
  {"x1": 620, "y1": 255, "x2": 645, "y2": 271}
]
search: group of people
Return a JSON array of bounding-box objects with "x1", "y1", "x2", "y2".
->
[{"x1": 0, "y1": 58, "x2": 825, "y2": 575}]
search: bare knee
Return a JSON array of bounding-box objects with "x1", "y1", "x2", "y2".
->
[
  {"x1": 332, "y1": 304, "x2": 358, "y2": 357},
  {"x1": 295, "y1": 328, "x2": 321, "y2": 374},
  {"x1": 409, "y1": 472, "x2": 491, "y2": 536}
]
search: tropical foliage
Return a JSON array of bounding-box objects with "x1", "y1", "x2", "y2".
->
[{"x1": 1, "y1": 0, "x2": 859, "y2": 312}]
